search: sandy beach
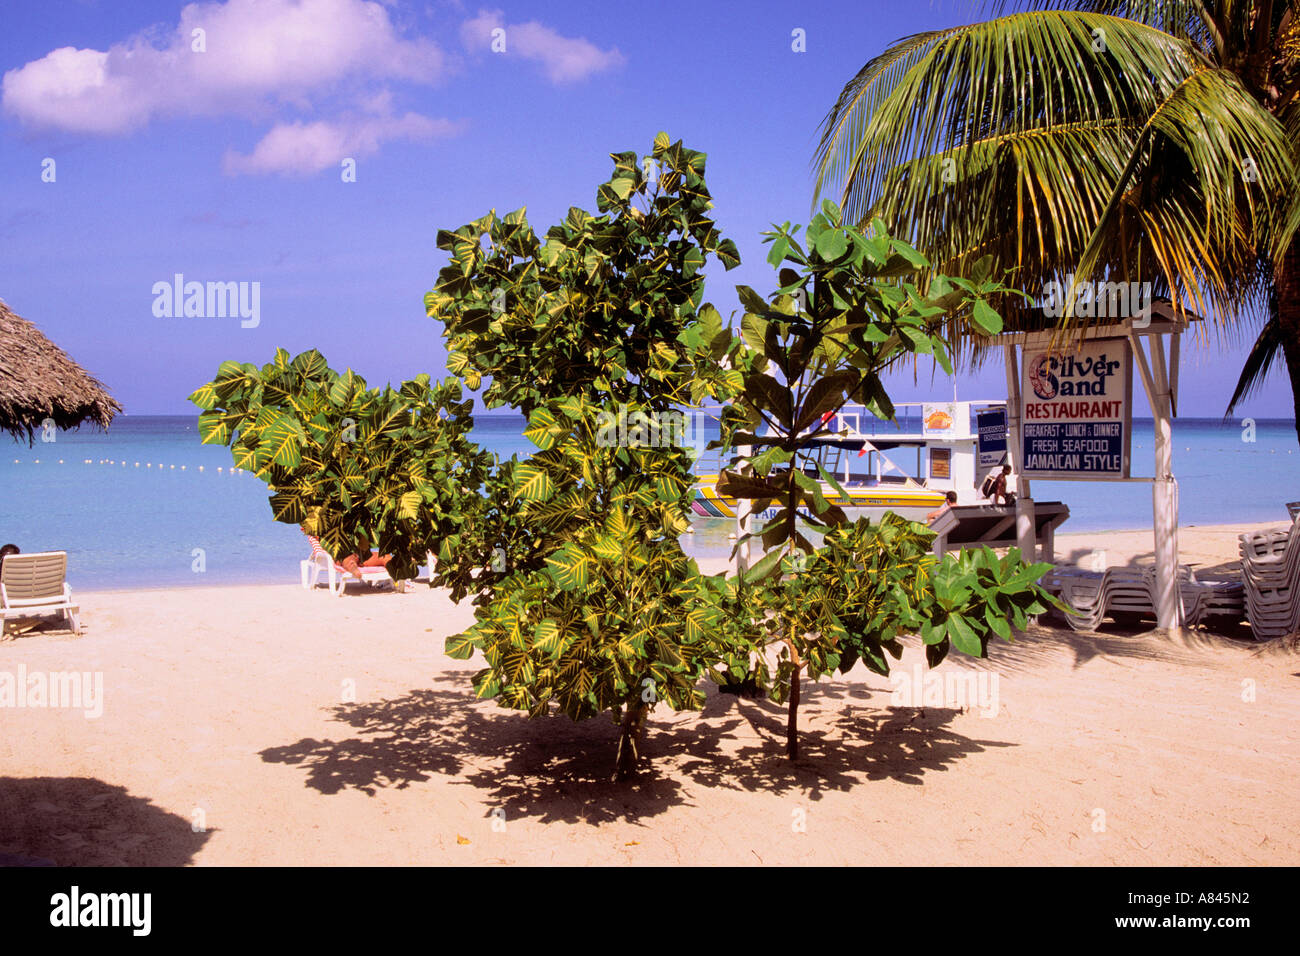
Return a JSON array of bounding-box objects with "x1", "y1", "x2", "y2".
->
[{"x1": 1, "y1": 519, "x2": 1297, "y2": 866}]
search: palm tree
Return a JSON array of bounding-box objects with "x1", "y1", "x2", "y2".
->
[{"x1": 814, "y1": 1, "x2": 1300, "y2": 437}]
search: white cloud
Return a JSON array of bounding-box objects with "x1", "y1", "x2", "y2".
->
[
  {"x1": 460, "y1": 8, "x2": 624, "y2": 84},
  {"x1": 1, "y1": 0, "x2": 617, "y2": 174},
  {"x1": 2, "y1": 0, "x2": 445, "y2": 133},
  {"x1": 222, "y1": 111, "x2": 458, "y2": 175}
]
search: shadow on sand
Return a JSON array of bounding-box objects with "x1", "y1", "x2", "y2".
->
[
  {"x1": 260, "y1": 675, "x2": 1011, "y2": 824},
  {"x1": 0, "y1": 777, "x2": 210, "y2": 866}
]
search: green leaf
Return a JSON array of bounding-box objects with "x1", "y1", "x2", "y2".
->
[
  {"x1": 259, "y1": 413, "x2": 306, "y2": 469},
  {"x1": 189, "y1": 383, "x2": 219, "y2": 411},
  {"x1": 716, "y1": 238, "x2": 741, "y2": 270},
  {"x1": 445, "y1": 631, "x2": 479, "y2": 659},
  {"x1": 793, "y1": 370, "x2": 858, "y2": 432},
  {"x1": 813, "y1": 228, "x2": 848, "y2": 261},
  {"x1": 398, "y1": 490, "x2": 422, "y2": 520},
  {"x1": 512, "y1": 463, "x2": 555, "y2": 502},
  {"x1": 743, "y1": 548, "x2": 784, "y2": 583},
  {"x1": 524, "y1": 407, "x2": 563, "y2": 451},
  {"x1": 947, "y1": 613, "x2": 983, "y2": 657},
  {"x1": 971, "y1": 298, "x2": 1003, "y2": 335},
  {"x1": 545, "y1": 543, "x2": 592, "y2": 591},
  {"x1": 533, "y1": 618, "x2": 564, "y2": 656},
  {"x1": 197, "y1": 411, "x2": 232, "y2": 445}
]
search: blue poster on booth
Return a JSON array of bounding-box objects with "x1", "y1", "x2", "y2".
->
[{"x1": 977, "y1": 407, "x2": 1007, "y2": 471}]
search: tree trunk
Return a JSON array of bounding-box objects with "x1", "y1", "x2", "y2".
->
[
  {"x1": 614, "y1": 699, "x2": 648, "y2": 781},
  {"x1": 786, "y1": 667, "x2": 801, "y2": 760},
  {"x1": 1278, "y1": 238, "x2": 1300, "y2": 446}
]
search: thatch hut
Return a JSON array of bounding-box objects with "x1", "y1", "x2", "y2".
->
[{"x1": 0, "y1": 299, "x2": 121, "y2": 442}]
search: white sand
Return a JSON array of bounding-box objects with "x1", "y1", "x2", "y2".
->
[{"x1": 0, "y1": 521, "x2": 1297, "y2": 866}]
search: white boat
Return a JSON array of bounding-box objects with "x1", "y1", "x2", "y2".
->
[{"x1": 690, "y1": 400, "x2": 1009, "y2": 524}]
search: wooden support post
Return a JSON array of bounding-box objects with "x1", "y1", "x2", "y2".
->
[
  {"x1": 1130, "y1": 330, "x2": 1180, "y2": 629},
  {"x1": 1148, "y1": 334, "x2": 1181, "y2": 631},
  {"x1": 1003, "y1": 344, "x2": 1036, "y2": 558}
]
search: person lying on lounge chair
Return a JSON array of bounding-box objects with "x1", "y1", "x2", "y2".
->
[
  {"x1": 338, "y1": 544, "x2": 391, "y2": 579},
  {"x1": 300, "y1": 526, "x2": 391, "y2": 577}
]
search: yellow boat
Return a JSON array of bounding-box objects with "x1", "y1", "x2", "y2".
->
[{"x1": 690, "y1": 474, "x2": 946, "y2": 521}]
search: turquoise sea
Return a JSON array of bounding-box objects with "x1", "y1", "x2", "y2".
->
[{"x1": 1, "y1": 414, "x2": 1295, "y2": 592}]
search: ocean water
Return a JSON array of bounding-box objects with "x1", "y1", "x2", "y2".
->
[{"x1": 1, "y1": 414, "x2": 1295, "y2": 592}]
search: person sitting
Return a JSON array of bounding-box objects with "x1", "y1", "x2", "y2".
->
[
  {"x1": 988, "y1": 465, "x2": 1016, "y2": 506},
  {"x1": 926, "y1": 491, "x2": 958, "y2": 524}
]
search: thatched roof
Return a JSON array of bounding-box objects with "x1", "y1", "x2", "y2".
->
[{"x1": 0, "y1": 299, "x2": 121, "y2": 442}]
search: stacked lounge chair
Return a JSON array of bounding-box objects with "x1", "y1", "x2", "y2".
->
[
  {"x1": 1043, "y1": 564, "x2": 1244, "y2": 632},
  {"x1": 1238, "y1": 514, "x2": 1300, "y2": 638}
]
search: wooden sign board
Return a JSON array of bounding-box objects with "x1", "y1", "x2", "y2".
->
[{"x1": 1021, "y1": 338, "x2": 1132, "y2": 479}]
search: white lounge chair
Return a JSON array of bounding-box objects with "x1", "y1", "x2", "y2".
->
[
  {"x1": 0, "y1": 551, "x2": 80, "y2": 636},
  {"x1": 1043, "y1": 562, "x2": 1244, "y2": 631},
  {"x1": 299, "y1": 535, "x2": 434, "y2": 597}
]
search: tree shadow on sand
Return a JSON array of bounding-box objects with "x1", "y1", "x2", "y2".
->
[
  {"x1": 260, "y1": 674, "x2": 1010, "y2": 824},
  {"x1": 657, "y1": 686, "x2": 1013, "y2": 802},
  {"x1": 0, "y1": 777, "x2": 210, "y2": 866}
]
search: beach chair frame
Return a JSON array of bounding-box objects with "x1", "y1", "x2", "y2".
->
[
  {"x1": 0, "y1": 551, "x2": 80, "y2": 636},
  {"x1": 299, "y1": 537, "x2": 436, "y2": 596}
]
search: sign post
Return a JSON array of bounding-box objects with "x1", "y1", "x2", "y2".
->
[{"x1": 996, "y1": 307, "x2": 1193, "y2": 631}]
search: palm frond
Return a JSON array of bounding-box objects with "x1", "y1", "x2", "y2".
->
[
  {"x1": 1224, "y1": 305, "x2": 1283, "y2": 414},
  {"x1": 814, "y1": 7, "x2": 1295, "y2": 363}
]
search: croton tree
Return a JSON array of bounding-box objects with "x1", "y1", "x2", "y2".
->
[
  {"x1": 705, "y1": 203, "x2": 1057, "y2": 757},
  {"x1": 189, "y1": 348, "x2": 492, "y2": 581},
  {"x1": 427, "y1": 133, "x2": 745, "y2": 778}
]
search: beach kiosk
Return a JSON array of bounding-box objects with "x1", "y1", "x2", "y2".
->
[{"x1": 995, "y1": 301, "x2": 1196, "y2": 630}]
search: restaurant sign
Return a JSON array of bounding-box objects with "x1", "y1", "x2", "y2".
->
[{"x1": 1021, "y1": 338, "x2": 1132, "y2": 478}]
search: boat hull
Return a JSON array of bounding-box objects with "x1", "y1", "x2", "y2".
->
[{"x1": 690, "y1": 476, "x2": 946, "y2": 523}]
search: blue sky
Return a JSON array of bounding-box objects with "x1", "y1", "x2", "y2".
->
[{"x1": 0, "y1": 0, "x2": 1291, "y2": 419}]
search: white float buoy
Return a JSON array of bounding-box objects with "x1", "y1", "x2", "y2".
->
[
  {"x1": 217, "y1": 467, "x2": 223, "y2": 472},
  {"x1": 198, "y1": 466, "x2": 204, "y2": 472}
]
